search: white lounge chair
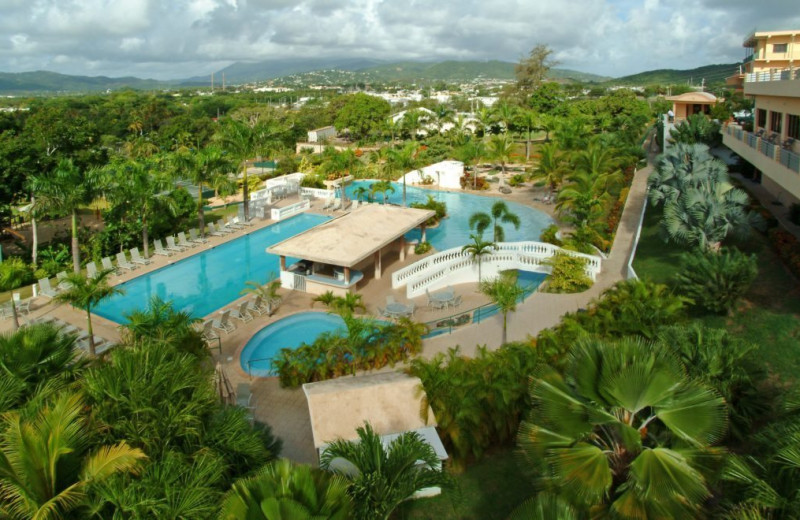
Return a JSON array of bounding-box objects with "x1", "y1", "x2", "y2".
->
[
  {"x1": 116, "y1": 252, "x2": 139, "y2": 271},
  {"x1": 177, "y1": 232, "x2": 196, "y2": 249},
  {"x1": 86, "y1": 261, "x2": 98, "y2": 278},
  {"x1": 13, "y1": 293, "x2": 31, "y2": 316},
  {"x1": 200, "y1": 320, "x2": 222, "y2": 352},
  {"x1": 246, "y1": 295, "x2": 268, "y2": 316},
  {"x1": 236, "y1": 382, "x2": 253, "y2": 409},
  {"x1": 189, "y1": 228, "x2": 209, "y2": 244},
  {"x1": 153, "y1": 239, "x2": 174, "y2": 256},
  {"x1": 38, "y1": 278, "x2": 60, "y2": 298},
  {"x1": 166, "y1": 236, "x2": 186, "y2": 252},
  {"x1": 225, "y1": 217, "x2": 244, "y2": 231},
  {"x1": 211, "y1": 309, "x2": 235, "y2": 334},
  {"x1": 130, "y1": 247, "x2": 152, "y2": 265},
  {"x1": 56, "y1": 271, "x2": 69, "y2": 289},
  {"x1": 101, "y1": 257, "x2": 118, "y2": 273},
  {"x1": 207, "y1": 223, "x2": 227, "y2": 237},
  {"x1": 229, "y1": 301, "x2": 253, "y2": 323}
]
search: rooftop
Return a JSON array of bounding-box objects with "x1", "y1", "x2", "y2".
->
[
  {"x1": 267, "y1": 204, "x2": 434, "y2": 268},
  {"x1": 665, "y1": 91, "x2": 718, "y2": 103}
]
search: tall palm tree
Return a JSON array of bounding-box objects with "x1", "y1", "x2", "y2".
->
[
  {"x1": 171, "y1": 146, "x2": 236, "y2": 237},
  {"x1": 220, "y1": 459, "x2": 352, "y2": 520},
  {"x1": 490, "y1": 200, "x2": 521, "y2": 242},
  {"x1": 215, "y1": 118, "x2": 281, "y2": 221},
  {"x1": 515, "y1": 109, "x2": 539, "y2": 160},
  {"x1": 370, "y1": 180, "x2": 395, "y2": 205},
  {"x1": 532, "y1": 142, "x2": 564, "y2": 190},
  {"x1": 387, "y1": 141, "x2": 419, "y2": 207},
  {"x1": 461, "y1": 234, "x2": 496, "y2": 283},
  {"x1": 29, "y1": 158, "x2": 102, "y2": 272},
  {"x1": 0, "y1": 393, "x2": 145, "y2": 520},
  {"x1": 320, "y1": 422, "x2": 449, "y2": 520},
  {"x1": 0, "y1": 258, "x2": 28, "y2": 331},
  {"x1": 492, "y1": 101, "x2": 517, "y2": 136},
  {"x1": 121, "y1": 296, "x2": 203, "y2": 355},
  {"x1": 455, "y1": 139, "x2": 487, "y2": 190},
  {"x1": 488, "y1": 133, "x2": 514, "y2": 178},
  {"x1": 468, "y1": 211, "x2": 492, "y2": 239},
  {"x1": 480, "y1": 271, "x2": 524, "y2": 345},
  {"x1": 54, "y1": 268, "x2": 122, "y2": 357},
  {"x1": 518, "y1": 336, "x2": 727, "y2": 517}
]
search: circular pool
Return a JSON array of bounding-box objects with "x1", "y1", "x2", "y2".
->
[{"x1": 240, "y1": 312, "x2": 346, "y2": 377}]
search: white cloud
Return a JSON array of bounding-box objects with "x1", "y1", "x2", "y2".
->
[{"x1": 0, "y1": 0, "x2": 799, "y2": 80}]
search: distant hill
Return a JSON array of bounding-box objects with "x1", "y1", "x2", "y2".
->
[
  {"x1": 610, "y1": 63, "x2": 739, "y2": 86},
  {"x1": 183, "y1": 57, "x2": 385, "y2": 85},
  {"x1": 0, "y1": 70, "x2": 166, "y2": 93}
]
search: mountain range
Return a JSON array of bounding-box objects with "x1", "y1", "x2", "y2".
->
[{"x1": 0, "y1": 59, "x2": 737, "y2": 94}]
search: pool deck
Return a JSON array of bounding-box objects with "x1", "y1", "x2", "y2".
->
[{"x1": 1, "y1": 149, "x2": 653, "y2": 465}]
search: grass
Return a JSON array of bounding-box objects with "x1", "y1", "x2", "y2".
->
[
  {"x1": 393, "y1": 448, "x2": 532, "y2": 520},
  {"x1": 632, "y1": 204, "x2": 800, "y2": 382}
]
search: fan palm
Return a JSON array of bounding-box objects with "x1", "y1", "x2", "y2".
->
[
  {"x1": 647, "y1": 143, "x2": 725, "y2": 208},
  {"x1": 490, "y1": 200, "x2": 521, "y2": 242},
  {"x1": 0, "y1": 393, "x2": 145, "y2": 520},
  {"x1": 220, "y1": 458, "x2": 352, "y2": 520},
  {"x1": 532, "y1": 142, "x2": 564, "y2": 190},
  {"x1": 320, "y1": 422, "x2": 449, "y2": 520},
  {"x1": 54, "y1": 269, "x2": 122, "y2": 357},
  {"x1": 518, "y1": 336, "x2": 727, "y2": 518},
  {"x1": 0, "y1": 258, "x2": 29, "y2": 331},
  {"x1": 28, "y1": 158, "x2": 102, "y2": 272},
  {"x1": 480, "y1": 271, "x2": 524, "y2": 345},
  {"x1": 461, "y1": 234, "x2": 496, "y2": 283}
]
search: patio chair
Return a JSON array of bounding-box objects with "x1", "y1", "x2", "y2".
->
[
  {"x1": 200, "y1": 320, "x2": 222, "y2": 352},
  {"x1": 212, "y1": 309, "x2": 235, "y2": 334},
  {"x1": 406, "y1": 302, "x2": 416, "y2": 316},
  {"x1": 38, "y1": 278, "x2": 60, "y2": 298},
  {"x1": 189, "y1": 228, "x2": 209, "y2": 244},
  {"x1": 129, "y1": 247, "x2": 152, "y2": 265},
  {"x1": 236, "y1": 382, "x2": 254, "y2": 409},
  {"x1": 377, "y1": 306, "x2": 388, "y2": 318},
  {"x1": 449, "y1": 295, "x2": 463, "y2": 309},
  {"x1": 56, "y1": 271, "x2": 70, "y2": 289},
  {"x1": 13, "y1": 293, "x2": 31, "y2": 315},
  {"x1": 86, "y1": 261, "x2": 98, "y2": 279},
  {"x1": 225, "y1": 217, "x2": 244, "y2": 230},
  {"x1": 101, "y1": 256, "x2": 118, "y2": 273},
  {"x1": 246, "y1": 295, "x2": 267, "y2": 316},
  {"x1": 207, "y1": 222, "x2": 228, "y2": 237},
  {"x1": 116, "y1": 252, "x2": 139, "y2": 271},
  {"x1": 229, "y1": 301, "x2": 253, "y2": 323},
  {"x1": 153, "y1": 239, "x2": 174, "y2": 256},
  {"x1": 177, "y1": 232, "x2": 196, "y2": 249},
  {"x1": 166, "y1": 236, "x2": 186, "y2": 253},
  {"x1": 233, "y1": 215, "x2": 253, "y2": 227}
]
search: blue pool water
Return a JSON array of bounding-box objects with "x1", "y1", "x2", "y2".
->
[
  {"x1": 345, "y1": 181, "x2": 553, "y2": 251},
  {"x1": 241, "y1": 312, "x2": 346, "y2": 376},
  {"x1": 93, "y1": 213, "x2": 330, "y2": 323}
]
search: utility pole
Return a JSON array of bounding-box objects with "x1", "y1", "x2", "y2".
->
[
  {"x1": 222, "y1": 73, "x2": 225, "y2": 91},
  {"x1": 211, "y1": 72, "x2": 214, "y2": 92}
]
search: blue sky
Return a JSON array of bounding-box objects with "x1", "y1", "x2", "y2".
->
[{"x1": 1, "y1": 0, "x2": 798, "y2": 80}]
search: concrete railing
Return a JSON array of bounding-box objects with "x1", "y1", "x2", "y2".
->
[
  {"x1": 745, "y1": 68, "x2": 799, "y2": 83},
  {"x1": 271, "y1": 199, "x2": 311, "y2": 221},
  {"x1": 393, "y1": 241, "x2": 602, "y2": 298},
  {"x1": 300, "y1": 187, "x2": 334, "y2": 200}
]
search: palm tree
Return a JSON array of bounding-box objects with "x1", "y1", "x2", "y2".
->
[
  {"x1": 480, "y1": 271, "x2": 524, "y2": 345},
  {"x1": 54, "y1": 268, "x2": 122, "y2": 357},
  {"x1": 29, "y1": 158, "x2": 102, "y2": 272},
  {"x1": 455, "y1": 139, "x2": 487, "y2": 190},
  {"x1": 515, "y1": 109, "x2": 539, "y2": 160},
  {"x1": 387, "y1": 141, "x2": 419, "y2": 207},
  {"x1": 468, "y1": 211, "x2": 492, "y2": 239},
  {"x1": 461, "y1": 234, "x2": 496, "y2": 283},
  {"x1": 331, "y1": 293, "x2": 366, "y2": 317},
  {"x1": 488, "y1": 133, "x2": 514, "y2": 178},
  {"x1": 0, "y1": 258, "x2": 29, "y2": 331},
  {"x1": 370, "y1": 180, "x2": 395, "y2": 205},
  {"x1": 353, "y1": 185, "x2": 369, "y2": 202},
  {"x1": 492, "y1": 101, "x2": 518, "y2": 136},
  {"x1": 320, "y1": 422, "x2": 449, "y2": 520},
  {"x1": 215, "y1": 118, "x2": 281, "y2": 221},
  {"x1": 647, "y1": 143, "x2": 728, "y2": 208},
  {"x1": 312, "y1": 290, "x2": 337, "y2": 308},
  {"x1": 0, "y1": 393, "x2": 145, "y2": 520},
  {"x1": 489, "y1": 200, "x2": 521, "y2": 242},
  {"x1": 532, "y1": 142, "x2": 564, "y2": 190},
  {"x1": 220, "y1": 459, "x2": 352, "y2": 520},
  {"x1": 518, "y1": 336, "x2": 727, "y2": 517},
  {"x1": 122, "y1": 296, "x2": 203, "y2": 355},
  {"x1": 171, "y1": 145, "x2": 236, "y2": 237}
]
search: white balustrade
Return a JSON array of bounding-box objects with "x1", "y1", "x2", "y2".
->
[
  {"x1": 270, "y1": 199, "x2": 311, "y2": 221},
  {"x1": 393, "y1": 241, "x2": 602, "y2": 298},
  {"x1": 300, "y1": 187, "x2": 335, "y2": 200}
]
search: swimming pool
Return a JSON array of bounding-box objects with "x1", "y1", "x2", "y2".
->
[
  {"x1": 241, "y1": 312, "x2": 346, "y2": 376},
  {"x1": 345, "y1": 181, "x2": 553, "y2": 251},
  {"x1": 93, "y1": 213, "x2": 330, "y2": 324}
]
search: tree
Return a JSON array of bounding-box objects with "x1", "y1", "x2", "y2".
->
[
  {"x1": 518, "y1": 336, "x2": 728, "y2": 517},
  {"x1": 543, "y1": 252, "x2": 592, "y2": 293},
  {"x1": 320, "y1": 422, "x2": 449, "y2": 520},
  {"x1": 514, "y1": 44, "x2": 557, "y2": 97},
  {"x1": 220, "y1": 459, "x2": 352, "y2": 520},
  {"x1": 515, "y1": 109, "x2": 539, "y2": 160},
  {"x1": 370, "y1": 180, "x2": 395, "y2": 205},
  {"x1": 490, "y1": 200, "x2": 521, "y2": 242},
  {"x1": 488, "y1": 133, "x2": 515, "y2": 178},
  {"x1": 674, "y1": 248, "x2": 758, "y2": 314},
  {"x1": 0, "y1": 393, "x2": 145, "y2": 520},
  {"x1": 54, "y1": 268, "x2": 122, "y2": 357},
  {"x1": 334, "y1": 93, "x2": 391, "y2": 141},
  {"x1": 387, "y1": 141, "x2": 420, "y2": 207},
  {"x1": 461, "y1": 234, "x2": 496, "y2": 283},
  {"x1": 669, "y1": 113, "x2": 722, "y2": 147},
  {"x1": 215, "y1": 118, "x2": 282, "y2": 221},
  {"x1": 121, "y1": 296, "x2": 204, "y2": 356},
  {"x1": 29, "y1": 158, "x2": 102, "y2": 272},
  {"x1": 468, "y1": 211, "x2": 492, "y2": 239},
  {"x1": 647, "y1": 143, "x2": 724, "y2": 208},
  {"x1": 532, "y1": 142, "x2": 564, "y2": 189},
  {"x1": 480, "y1": 271, "x2": 524, "y2": 345},
  {"x1": 0, "y1": 258, "x2": 29, "y2": 331},
  {"x1": 171, "y1": 146, "x2": 236, "y2": 237}
]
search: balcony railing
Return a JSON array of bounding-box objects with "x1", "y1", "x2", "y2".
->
[
  {"x1": 746, "y1": 133, "x2": 758, "y2": 148},
  {"x1": 780, "y1": 148, "x2": 800, "y2": 173},
  {"x1": 745, "y1": 67, "x2": 799, "y2": 83},
  {"x1": 759, "y1": 140, "x2": 777, "y2": 159},
  {"x1": 724, "y1": 124, "x2": 800, "y2": 175}
]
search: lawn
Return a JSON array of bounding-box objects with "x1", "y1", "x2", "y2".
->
[
  {"x1": 393, "y1": 448, "x2": 532, "y2": 520},
  {"x1": 632, "y1": 205, "x2": 800, "y2": 382}
]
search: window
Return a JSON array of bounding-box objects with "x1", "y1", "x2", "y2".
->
[
  {"x1": 757, "y1": 109, "x2": 767, "y2": 128},
  {"x1": 774, "y1": 43, "x2": 788, "y2": 53},
  {"x1": 771, "y1": 111, "x2": 783, "y2": 134},
  {"x1": 788, "y1": 114, "x2": 800, "y2": 140}
]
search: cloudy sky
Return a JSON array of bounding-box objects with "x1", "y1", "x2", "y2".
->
[{"x1": 1, "y1": 0, "x2": 799, "y2": 80}]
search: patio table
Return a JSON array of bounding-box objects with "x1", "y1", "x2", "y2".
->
[{"x1": 386, "y1": 302, "x2": 412, "y2": 318}]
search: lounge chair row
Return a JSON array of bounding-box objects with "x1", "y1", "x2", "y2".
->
[
  {"x1": 198, "y1": 294, "x2": 276, "y2": 346},
  {"x1": 29, "y1": 316, "x2": 118, "y2": 355}
]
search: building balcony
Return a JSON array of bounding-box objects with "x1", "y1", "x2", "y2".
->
[{"x1": 744, "y1": 67, "x2": 800, "y2": 97}]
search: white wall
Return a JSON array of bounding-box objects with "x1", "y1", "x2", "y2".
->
[{"x1": 399, "y1": 161, "x2": 464, "y2": 190}]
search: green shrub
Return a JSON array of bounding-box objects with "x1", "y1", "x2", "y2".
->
[
  {"x1": 543, "y1": 252, "x2": 592, "y2": 293},
  {"x1": 539, "y1": 224, "x2": 563, "y2": 247},
  {"x1": 507, "y1": 174, "x2": 527, "y2": 187},
  {"x1": 414, "y1": 241, "x2": 432, "y2": 254},
  {"x1": 674, "y1": 247, "x2": 758, "y2": 314},
  {"x1": 409, "y1": 194, "x2": 447, "y2": 225}
]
